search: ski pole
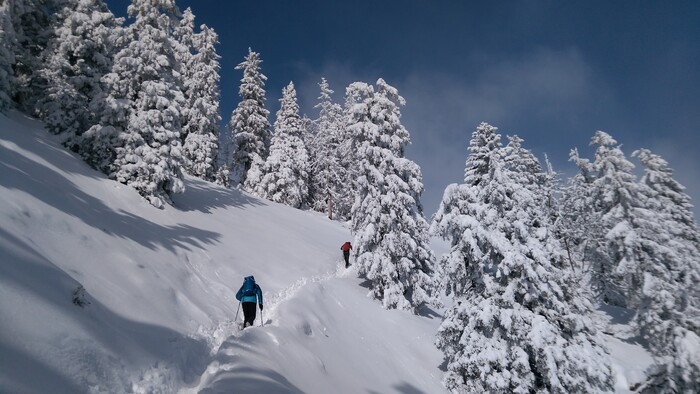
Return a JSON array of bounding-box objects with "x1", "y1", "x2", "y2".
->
[
  {"x1": 261, "y1": 306, "x2": 264, "y2": 327},
  {"x1": 234, "y1": 301, "x2": 241, "y2": 323}
]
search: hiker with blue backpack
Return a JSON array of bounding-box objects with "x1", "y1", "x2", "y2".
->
[{"x1": 235, "y1": 276, "x2": 264, "y2": 328}]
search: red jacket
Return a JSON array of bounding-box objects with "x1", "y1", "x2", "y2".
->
[{"x1": 340, "y1": 242, "x2": 352, "y2": 252}]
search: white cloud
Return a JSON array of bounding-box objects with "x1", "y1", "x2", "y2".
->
[{"x1": 398, "y1": 48, "x2": 615, "y2": 214}]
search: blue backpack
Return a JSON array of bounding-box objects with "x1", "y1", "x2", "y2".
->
[{"x1": 242, "y1": 276, "x2": 256, "y2": 297}]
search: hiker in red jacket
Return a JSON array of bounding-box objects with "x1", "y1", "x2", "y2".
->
[{"x1": 340, "y1": 241, "x2": 352, "y2": 268}]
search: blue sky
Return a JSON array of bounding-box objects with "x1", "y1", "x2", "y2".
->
[{"x1": 106, "y1": 0, "x2": 700, "y2": 217}]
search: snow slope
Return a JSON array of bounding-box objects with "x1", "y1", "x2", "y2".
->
[
  {"x1": 0, "y1": 111, "x2": 446, "y2": 393},
  {"x1": 0, "y1": 111, "x2": 652, "y2": 393}
]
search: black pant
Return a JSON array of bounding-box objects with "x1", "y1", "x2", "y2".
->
[
  {"x1": 343, "y1": 250, "x2": 350, "y2": 267},
  {"x1": 242, "y1": 302, "x2": 257, "y2": 327}
]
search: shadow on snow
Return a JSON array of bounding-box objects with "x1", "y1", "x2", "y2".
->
[
  {"x1": 0, "y1": 127, "x2": 223, "y2": 252},
  {"x1": 197, "y1": 335, "x2": 304, "y2": 394},
  {"x1": 0, "y1": 228, "x2": 210, "y2": 392}
]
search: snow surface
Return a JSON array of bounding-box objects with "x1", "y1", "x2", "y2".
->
[{"x1": 0, "y1": 111, "x2": 653, "y2": 392}]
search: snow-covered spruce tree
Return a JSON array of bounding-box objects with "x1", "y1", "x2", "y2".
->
[
  {"x1": 247, "y1": 82, "x2": 309, "y2": 208},
  {"x1": 37, "y1": 0, "x2": 122, "y2": 145},
  {"x1": 8, "y1": 0, "x2": 56, "y2": 114},
  {"x1": 557, "y1": 146, "x2": 615, "y2": 280},
  {"x1": 640, "y1": 326, "x2": 700, "y2": 394},
  {"x1": 628, "y1": 148, "x2": 700, "y2": 393},
  {"x1": 303, "y1": 82, "x2": 322, "y2": 209},
  {"x1": 180, "y1": 21, "x2": 221, "y2": 181},
  {"x1": 571, "y1": 135, "x2": 700, "y2": 392},
  {"x1": 634, "y1": 148, "x2": 700, "y2": 288},
  {"x1": 569, "y1": 132, "x2": 632, "y2": 307},
  {"x1": 504, "y1": 136, "x2": 573, "y2": 275},
  {"x1": 541, "y1": 154, "x2": 572, "y2": 261},
  {"x1": 629, "y1": 149, "x2": 700, "y2": 349},
  {"x1": 430, "y1": 123, "x2": 614, "y2": 393},
  {"x1": 227, "y1": 48, "x2": 271, "y2": 185},
  {"x1": 307, "y1": 78, "x2": 347, "y2": 219},
  {"x1": 502, "y1": 135, "x2": 550, "y2": 210},
  {"x1": 0, "y1": 1, "x2": 17, "y2": 111},
  {"x1": 299, "y1": 113, "x2": 316, "y2": 206},
  {"x1": 637, "y1": 285, "x2": 700, "y2": 394},
  {"x1": 333, "y1": 82, "x2": 367, "y2": 220},
  {"x1": 348, "y1": 79, "x2": 437, "y2": 312},
  {"x1": 576, "y1": 131, "x2": 675, "y2": 310},
  {"x1": 87, "y1": 0, "x2": 185, "y2": 208},
  {"x1": 430, "y1": 122, "x2": 502, "y2": 299},
  {"x1": 173, "y1": 6, "x2": 194, "y2": 140}
]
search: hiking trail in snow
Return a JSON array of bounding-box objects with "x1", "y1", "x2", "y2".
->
[{"x1": 180, "y1": 261, "x2": 355, "y2": 393}]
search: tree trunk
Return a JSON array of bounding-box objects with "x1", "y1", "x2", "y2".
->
[
  {"x1": 327, "y1": 190, "x2": 333, "y2": 220},
  {"x1": 564, "y1": 238, "x2": 576, "y2": 272}
]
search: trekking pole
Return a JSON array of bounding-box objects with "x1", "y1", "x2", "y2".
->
[
  {"x1": 261, "y1": 307, "x2": 264, "y2": 327},
  {"x1": 234, "y1": 301, "x2": 241, "y2": 324}
]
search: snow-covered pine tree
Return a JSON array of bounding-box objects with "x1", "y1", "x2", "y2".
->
[
  {"x1": 37, "y1": 0, "x2": 122, "y2": 146},
  {"x1": 180, "y1": 21, "x2": 221, "y2": 181},
  {"x1": 0, "y1": 1, "x2": 17, "y2": 111},
  {"x1": 298, "y1": 113, "x2": 315, "y2": 196},
  {"x1": 556, "y1": 148, "x2": 602, "y2": 275},
  {"x1": 347, "y1": 78, "x2": 437, "y2": 312},
  {"x1": 430, "y1": 122, "x2": 501, "y2": 299},
  {"x1": 431, "y1": 123, "x2": 614, "y2": 393},
  {"x1": 304, "y1": 108, "x2": 320, "y2": 203},
  {"x1": 307, "y1": 78, "x2": 347, "y2": 219},
  {"x1": 247, "y1": 82, "x2": 309, "y2": 208},
  {"x1": 504, "y1": 135, "x2": 574, "y2": 274},
  {"x1": 640, "y1": 326, "x2": 700, "y2": 394},
  {"x1": 634, "y1": 149, "x2": 700, "y2": 282},
  {"x1": 577, "y1": 131, "x2": 673, "y2": 310},
  {"x1": 227, "y1": 48, "x2": 271, "y2": 186},
  {"x1": 8, "y1": 0, "x2": 57, "y2": 114},
  {"x1": 502, "y1": 135, "x2": 550, "y2": 214},
  {"x1": 569, "y1": 132, "x2": 632, "y2": 307},
  {"x1": 334, "y1": 82, "x2": 369, "y2": 220},
  {"x1": 87, "y1": 0, "x2": 185, "y2": 208},
  {"x1": 173, "y1": 7, "x2": 194, "y2": 141},
  {"x1": 628, "y1": 148, "x2": 700, "y2": 392},
  {"x1": 299, "y1": 113, "x2": 316, "y2": 207},
  {"x1": 541, "y1": 153, "x2": 566, "y2": 245},
  {"x1": 627, "y1": 149, "x2": 699, "y2": 349}
]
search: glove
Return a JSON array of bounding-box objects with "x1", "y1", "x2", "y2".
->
[{"x1": 259, "y1": 304, "x2": 264, "y2": 311}]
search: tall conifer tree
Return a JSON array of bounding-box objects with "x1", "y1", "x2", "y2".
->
[
  {"x1": 9, "y1": 0, "x2": 57, "y2": 114},
  {"x1": 173, "y1": 7, "x2": 195, "y2": 142},
  {"x1": 431, "y1": 123, "x2": 614, "y2": 393},
  {"x1": 0, "y1": 1, "x2": 16, "y2": 111},
  {"x1": 180, "y1": 21, "x2": 221, "y2": 181},
  {"x1": 91, "y1": 0, "x2": 185, "y2": 207},
  {"x1": 308, "y1": 78, "x2": 347, "y2": 218},
  {"x1": 227, "y1": 48, "x2": 271, "y2": 185},
  {"x1": 248, "y1": 82, "x2": 309, "y2": 208},
  {"x1": 348, "y1": 79, "x2": 437, "y2": 312},
  {"x1": 572, "y1": 132, "x2": 670, "y2": 309},
  {"x1": 631, "y1": 149, "x2": 700, "y2": 393},
  {"x1": 37, "y1": 0, "x2": 122, "y2": 145}
]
